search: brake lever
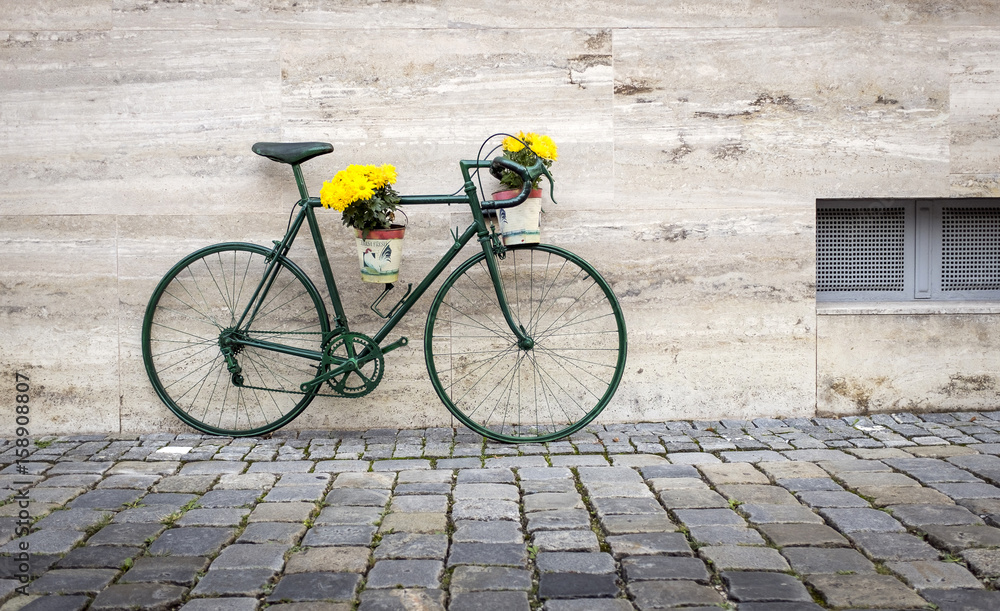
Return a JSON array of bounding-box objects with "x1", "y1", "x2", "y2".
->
[{"x1": 542, "y1": 165, "x2": 557, "y2": 205}]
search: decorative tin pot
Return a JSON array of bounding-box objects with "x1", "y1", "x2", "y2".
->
[
  {"x1": 355, "y1": 225, "x2": 405, "y2": 283},
  {"x1": 493, "y1": 188, "x2": 542, "y2": 245}
]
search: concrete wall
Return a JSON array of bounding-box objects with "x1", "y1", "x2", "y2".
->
[
  {"x1": 818, "y1": 304, "x2": 1000, "y2": 416},
  {"x1": 2, "y1": 1, "x2": 999, "y2": 434}
]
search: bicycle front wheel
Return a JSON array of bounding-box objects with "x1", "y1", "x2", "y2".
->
[
  {"x1": 425, "y1": 244, "x2": 627, "y2": 443},
  {"x1": 142, "y1": 243, "x2": 329, "y2": 436}
]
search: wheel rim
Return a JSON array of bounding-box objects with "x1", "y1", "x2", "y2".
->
[
  {"x1": 426, "y1": 244, "x2": 627, "y2": 443},
  {"x1": 142, "y1": 244, "x2": 328, "y2": 436}
]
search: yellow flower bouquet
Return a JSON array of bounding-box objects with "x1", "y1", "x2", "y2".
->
[
  {"x1": 321, "y1": 163, "x2": 405, "y2": 282},
  {"x1": 320, "y1": 164, "x2": 401, "y2": 235},
  {"x1": 497, "y1": 131, "x2": 557, "y2": 191}
]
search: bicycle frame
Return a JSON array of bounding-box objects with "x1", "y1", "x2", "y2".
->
[
  {"x1": 230, "y1": 159, "x2": 528, "y2": 386},
  {"x1": 144, "y1": 141, "x2": 626, "y2": 442}
]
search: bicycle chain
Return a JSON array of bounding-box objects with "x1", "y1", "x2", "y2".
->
[{"x1": 226, "y1": 330, "x2": 378, "y2": 398}]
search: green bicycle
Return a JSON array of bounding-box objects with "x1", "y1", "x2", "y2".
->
[{"x1": 141, "y1": 140, "x2": 627, "y2": 443}]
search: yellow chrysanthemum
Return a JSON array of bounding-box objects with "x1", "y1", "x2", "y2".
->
[
  {"x1": 503, "y1": 134, "x2": 526, "y2": 153},
  {"x1": 320, "y1": 163, "x2": 397, "y2": 212},
  {"x1": 528, "y1": 134, "x2": 558, "y2": 161},
  {"x1": 378, "y1": 164, "x2": 397, "y2": 186},
  {"x1": 319, "y1": 179, "x2": 349, "y2": 212},
  {"x1": 503, "y1": 131, "x2": 557, "y2": 161}
]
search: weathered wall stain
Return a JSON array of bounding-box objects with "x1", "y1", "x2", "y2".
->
[
  {"x1": 942, "y1": 374, "x2": 997, "y2": 396},
  {"x1": 713, "y1": 143, "x2": 747, "y2": 160},
  {"x1": 584, "y1": 30, "x2": 611, "y2": 50},
  {"x1": 614, "y1": 77, "x2": 654, "y2": 96},
  {"x1": 695, "y1": 92, "x2": 801, "y2": 120},
  {"x1": 633, "y1": 223, "x2": 691, "y2": 243},
  {"x1": 822, "y1": 376, "x2": 893, "y2": 415}
]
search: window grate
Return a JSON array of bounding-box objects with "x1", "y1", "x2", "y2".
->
[
  {"x1": 817, "y1": 207, "x2": 906, "y2": 292},
  {"x1": 941, "y1": 207, "x2": 1000, "y2": 291}
]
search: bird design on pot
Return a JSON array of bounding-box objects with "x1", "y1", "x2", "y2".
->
[{"x1": 362, "y1": 243, "x2": 393, "y2": 275}]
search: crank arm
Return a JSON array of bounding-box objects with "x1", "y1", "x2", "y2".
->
[
  {"x1": 381, "y1": 336, "x2": 408, "y2": 355},
  {"x1": 300, "y1": 362, "x2": 354, "y2": 393},
  {"x1": 327, "y1": 367, "x2": 376, "y2": 396}
]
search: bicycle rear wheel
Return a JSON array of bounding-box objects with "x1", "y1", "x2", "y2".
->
[
  {"x1": 142, "y1": 243, "x2": 329, "y2": 436},
  {"x1": 425, "y1": 243, "x2": 627, "y2": 443}
]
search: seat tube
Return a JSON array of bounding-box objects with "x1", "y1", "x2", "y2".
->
[
  {"x1": 305, "y1": 204, "x2": 349, "y2": 331},
  {"x1": 292, "y1": 164, "x2": 310, "y2": 201}
]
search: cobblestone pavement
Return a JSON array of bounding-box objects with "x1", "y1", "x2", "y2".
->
[{"x1": 3, "y1": 413, "x2": 1000, "y2": 610}]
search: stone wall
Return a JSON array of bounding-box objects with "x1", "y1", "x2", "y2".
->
[{"x1": 2, "y1": 1, "x2": 999, "y2": 434}]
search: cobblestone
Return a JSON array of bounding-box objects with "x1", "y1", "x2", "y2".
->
[
  {"x1": 722, "y1": 571, "x2": 813, "y2": 603},
  {"x1": 6, "y1": 411, "x2": 1000, "y2": 608}
]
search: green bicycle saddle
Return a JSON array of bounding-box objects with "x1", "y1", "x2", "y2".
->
[{"x1": 252, "y1": 142, "x2": 334, "y2": 165}]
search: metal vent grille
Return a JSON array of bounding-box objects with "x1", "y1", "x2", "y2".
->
[
  {"x1": 941, "y1": 207, "x2": 1000, "y2": 291},
  {"x1": 817, "y1": 207, "x2": 906, "y2": 292}
]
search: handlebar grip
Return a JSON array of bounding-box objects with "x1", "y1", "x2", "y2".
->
[
  {"x1": 482, "y1": 158, "x2": 532, "y2": 210},
  {"x1": 482, "y1": 180, "x2": 532, "y2": 210},
  {"x1": 490, "y1": 157, "x2": 529, "y2": 183},
  {"x1": 482, "y1": 156, "x2": 554, "y2": 210}
]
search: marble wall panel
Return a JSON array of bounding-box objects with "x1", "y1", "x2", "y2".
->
[
  {"x1": 613, "y1": 27, "x2": 950, "y2": 207},
  {"x1": 618, "y1": 304, "x2": 817, "y2": 421},
  {"x1": 446, "y1": 0, "x2": 778, "y2": 28},
  {"x1": 107, "y1": 0, "x2": 782, "y2": 31},
  {"x1": 0, "y1": 216, "x2": 120, "y2": 434},
  {"x1": 0, "y1": 0, "x2": 112, "y2": 30},
  {"x1": 15, "y1": 0, "x2": 1000, "y2": 33},
  {"x1": 950, "y1": 28, "x2": 1000, "y2": 195},
  {"x1": 818, "y1": 314, "x2": 1000, "y2": 415},
  {"x1": 778, "y1": 1, "x2": 1000, "y2": 27},
  {"x1": 4, "y1": 0, "x2": 1000, "y2": 434},
  {"x1": 0, "y1": 29, "x2": 283, "y2": 217},
  {"x1": 278, "y1": 28, "x2": 613, "y2": 209},
  {"x1": 552, "y1": 206, "x2": 817, "y2": 421},
  {"x1": 112, "y1": 0, "x2": 449, "y2": 31}
]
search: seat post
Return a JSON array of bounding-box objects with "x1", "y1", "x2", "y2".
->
[{"x1": 292, "y1": 164, "x2": 310, "y2": 200}]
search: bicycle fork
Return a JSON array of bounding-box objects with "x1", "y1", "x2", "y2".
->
[{"x1": 479, "y1": 231, "x2": 535, "y2": 349}]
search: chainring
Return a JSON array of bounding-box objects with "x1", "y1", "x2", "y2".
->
[{"x1": 323, "y1": 332, "x2": 384, "y2": 398}]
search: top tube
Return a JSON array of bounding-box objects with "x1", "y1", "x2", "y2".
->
[
  {"x1": 397, "y1": 194, "x2": 470, "y2": 206},
  {"x1": 395, "y1": 159, "x2": 491, "y2": 207},
  {"x1": 303, "y1": 158, "x2": 532, "y2": 209}
]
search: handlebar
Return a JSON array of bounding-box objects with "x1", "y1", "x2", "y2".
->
[{"x1": 480, "y1": 156, "x2": 557, "y2": 210}]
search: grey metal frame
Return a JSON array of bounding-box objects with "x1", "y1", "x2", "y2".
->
[{"x1": 817, "y1": 198, "x2": 1000, "y2": 302}]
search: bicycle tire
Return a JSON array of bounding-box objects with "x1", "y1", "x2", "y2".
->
[
  {"x1": 142, "y1": 243, "x2": 330, "y2": 436},
  {"x1": 425, "y1": 243, "x2": 627, "y2": 443}
]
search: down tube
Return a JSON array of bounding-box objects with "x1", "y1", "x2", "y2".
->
[{"x1": 370, "y1": 223, "x2": 480, "y2": 346}]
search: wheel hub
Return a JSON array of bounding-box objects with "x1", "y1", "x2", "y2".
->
[
  {"x1": 517, "y1": 324, "x2": 534, "y2": 350},
  {"x1": 218, "y1": 328, "x2": 246, "y2": 354}
]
